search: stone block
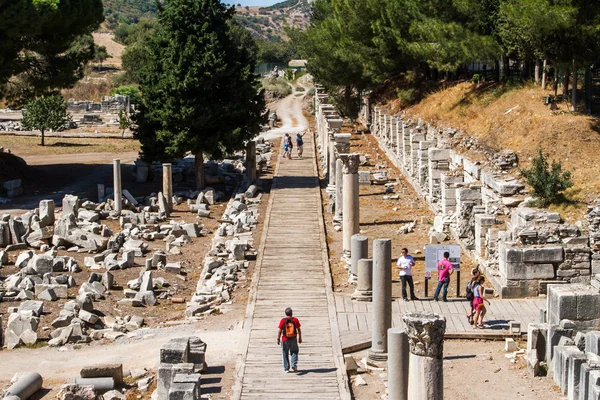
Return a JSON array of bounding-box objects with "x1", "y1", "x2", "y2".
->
[
  {"x1": 62, "y1": 194, "x2": 79, "y2": 216},
  {"x1": 547, "y1": 326, "x2": 574, "y2": 364},
  {"x1": 523, "y1": 247, "x2": 564, "y2": 263},
  {"x1": 161, "y1": 338, "x2": 190, "y2": 364},
  {"x1": 502, "y1": 261, "x2": 555, "y2": 280},
  {"x1": 80, "y1": 364, "x2": 124, "y2": 385},
  {"x1": 18, "y1": 300, "x2": 43, "y2": 317},
  {"x1": 39, "y1": 199, "x2": 55, "y2": 227},
  {"x1": 567, "y1": 352, "x2": 588, "y2": 398},
  {"x1": 587, "y1": 332, "x2": 600, "y2": 355}
]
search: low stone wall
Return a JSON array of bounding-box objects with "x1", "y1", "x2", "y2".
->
[{"x1": 361, "y1": 98, "x2": 597, "y2": 298}]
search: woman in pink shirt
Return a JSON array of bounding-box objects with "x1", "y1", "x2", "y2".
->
[{"x1": 433, "y1": 251, "x2": 453, "y2": 302}]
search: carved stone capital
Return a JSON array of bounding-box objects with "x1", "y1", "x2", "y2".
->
[
  {"x1": 402, "y1": 312, "x2": 446, "y2": 358},
  {"x1": 334, "y1": 134, "x2": 351, "y2": 154},
  {"x1": 339, "y1": 153, "x2": 360, "y2": 174}
]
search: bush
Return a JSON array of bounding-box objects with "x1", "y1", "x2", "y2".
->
[
  {"x1": 307, "y1": 88, "x2": 316, "y2": 96},
  {"x1": 262, "y1": 77, "x2": 292, "y2": 99},
  {"x1": 520, "y1": 149, "x2": 574, "y2": 207},
  {"x1": 396, "y1": 88, "x2": 417, "y2": 105},
  {"x1": 295, "y1": 86, "x2": 305, "y2": 92},
  {"x1": 111, "y1": 85, "x2": 142, "y2": 107}
]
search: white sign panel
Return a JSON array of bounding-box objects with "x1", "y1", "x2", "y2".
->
[{"x1": 425, "y1": 244, "x2": 461, "y2": 276}]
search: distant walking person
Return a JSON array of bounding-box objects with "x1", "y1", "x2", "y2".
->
[
  {"x1": 396, "y1": 248, "x2": 418, "y2": 301},
  {"x1": 472, "y1": 275, "x2": 491, "y2": 329},
  {"x1": 277, "y1": 307, "x2": 302, "y2": 373},
  {"x1": 283, "y1": 133, "x2": 291, "y2": 159},
  {"x1": 433, "y1": 251, "x2": 454, "y2": 302},
  {"x1": 296, "y1": 132, "x2": 306, "y2": 158}
]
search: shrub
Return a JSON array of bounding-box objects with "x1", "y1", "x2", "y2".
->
[
  {"x1": 307, "y1": 88, "x2": 316, "y2": 96},
  {"x1": 295, "y1": 86, "x2": 305, "y2": 92},
  {"x1": 471, "y1": 73, "x2": 481, "y2": 84},
  {"x1": 521, "y1": 149, "x2": 574, "y2": 207},
  {"x1": 396, "y1": 88, "x2": 417, "y2": 106}
]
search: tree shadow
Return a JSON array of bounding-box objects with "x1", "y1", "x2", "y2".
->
[
  {"x1": 49, "y1": 142, "x2": 93, "y2": 148},
  {"x1": 360, "y1": 219, "x2": 413, "y2": 226}
]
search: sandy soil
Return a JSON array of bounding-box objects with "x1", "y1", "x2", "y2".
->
[
  {"x1": 349, "y1": 340, "x2": 561, "y2": 399},
  {"x1": 92, "y1": 33, "x2": 125, "y2": 69}
]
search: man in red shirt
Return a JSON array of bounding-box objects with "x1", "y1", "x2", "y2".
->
[
  {"x1": 277, "y1": 307, "x2": 302, "y2": 373},
  {"x1": 433, "y1": 251, "x2": 454, "y2": 302}
]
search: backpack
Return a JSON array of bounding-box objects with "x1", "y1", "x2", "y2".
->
[
  {"x1": 284, "y1": 318, "x2": 297, "y2": 338},
  {"x1": 466, "y1": 281, "x2": 474, "y2": 302}
]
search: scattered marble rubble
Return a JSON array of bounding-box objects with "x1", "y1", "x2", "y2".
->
[{"x1": 186, "y1": 189, "x2": 262, "y2": 319}]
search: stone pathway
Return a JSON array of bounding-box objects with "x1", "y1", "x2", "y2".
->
[
  {"x1": 233, "y1": 131, "x2": 349, "y2": 399},
  {"x1": 336, "y1": 295, "x2": 545, "y2": 352}
]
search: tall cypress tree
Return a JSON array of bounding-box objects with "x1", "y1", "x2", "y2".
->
[{"x1": 135, "y1": 0, "x2": 266, "y2": 189}]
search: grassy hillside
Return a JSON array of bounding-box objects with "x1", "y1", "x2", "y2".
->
[
  {"x1": 384, "y1": 81, "x2": 600, "y2": 217},
  {"x1": 103, "y1": 0, "x2": 157, "y2": 28}
]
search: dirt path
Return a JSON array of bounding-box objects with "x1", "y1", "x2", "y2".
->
[
  {"x1": 260, "y1": 87, "x2": 309, "y2": 141},
  {"x1": 0, "y1": 323, "x2": 240, "y2": 381}
]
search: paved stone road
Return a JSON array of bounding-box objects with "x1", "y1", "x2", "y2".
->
[{"x1": 233, "y1": 130, "x2": 349, "y2": 399}]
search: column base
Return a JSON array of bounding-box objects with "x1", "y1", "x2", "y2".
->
[
  {"x1": 351, "y1": 290, "x2": 372, "y2": 301},
  {"x1": 368, "y1": 350, "x2": 388, "y2": 364}
]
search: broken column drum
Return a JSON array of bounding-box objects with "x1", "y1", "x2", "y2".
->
[
  {"x1": 388, "y1": 327, "x2": 409, "y2": 400},
  {"x1": 350, "y1": 234, "x2": 368, "y2": 278},
  {"x1": 369, "y1": 238, "x2": 392, "y2": 363},
  {"x1": 352, "y1": 258, "x2": 373, "y2": 301},
  {"x1": 4, "y1": 372, "x2": 43, "y2": 399},
  {"x1": 113, "y1": 159, "x2": 122, "y2": 213},
  {"x1": 403, "y1": 312, "x2": 446, "y2": 400},
  {"x1": 163, "y1": 163, "x2": 173, "y2": 212},
  {"x1": 339, "y1": 153, "x2": 360, "y2": 256}
]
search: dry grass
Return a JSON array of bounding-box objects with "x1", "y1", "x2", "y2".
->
[
  {"x1": 393, "y1": 81, "x2": 600, "y2": 215},
  {"x1": 0, "y1": 136, "x2": 140, "y2": 156}
]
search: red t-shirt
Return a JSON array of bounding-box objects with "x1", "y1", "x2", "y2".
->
[{"x1": 278, "y1": 317, "x2": 301, "y2": 342}]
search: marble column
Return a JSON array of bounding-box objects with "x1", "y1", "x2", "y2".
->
[
  {"x1": 387, "y1": 327, "x2": 409, "y2": 400},
  {"x1": 113, "y1": 159, "x2": 122, "y2": 213},
  {"x1": 351, "y1": 258, "x2": 373, "y2": 301},
  {"x1": 350, "y1": 234, "x2": 368, "y2": 278},
  {"x1": 333, "y1": 159, "x2": 344, "y2": 222},
  {"x1": 369, "y1": 238, "x2": 392, "y2": 363},
  {"x1": 403, "y1": 312, "x2": 446, "y2": 400},
  {"x1": 339, "y1": 154, "x2": 360, "y2": 257},
  {"x1": 246, "y1": 140, "x2": 256, "y2": 183},
  {"x1": 162, "y1": 163, "x2": 173, "y2": 212}
]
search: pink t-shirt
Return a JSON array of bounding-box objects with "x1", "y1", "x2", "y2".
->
[{"x1": 437, "y1": 259, "x2": 453, "y2": 281}]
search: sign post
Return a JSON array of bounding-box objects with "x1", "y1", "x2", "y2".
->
[{"x1": 425, "y1": 244, "x2": 461, "y2": 298}]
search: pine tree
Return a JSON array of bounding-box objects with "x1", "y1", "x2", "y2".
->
[{"x1": 134, "y1": 0, "x2": 266, "y2": 189}]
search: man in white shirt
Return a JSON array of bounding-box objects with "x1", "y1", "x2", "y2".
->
[{"x1": 396, "y1": 247, "x2": 418, "y2": 301}]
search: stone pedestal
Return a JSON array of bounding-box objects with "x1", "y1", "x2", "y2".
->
[
  {"x1": 113, "y1": 159, "x2": 122, "y2": 213},
  {"x1": 369, "y1": 238, "x2": 392, "y2": 363},
  {"x1": 387, "y1": 328, "x2": 409, "y2": 400},
  {"x1": 351, "y1": 258, "x2": 373, "y2": 301},
  {"x1": 163, "y1": 163, "x2": 173, "y2": 212},
  {"x1": 403, "y1": 312, "x2": 446, "y2": 400},
  {"x1": 340, "y1": 154, "x2": 360, "y2": 257},
  {"x1": 334, "y1": 159, "x2": 344, "y2": 222},
  {"x1": 246, "y1": 141, "x2": 257, "y2": 183}
]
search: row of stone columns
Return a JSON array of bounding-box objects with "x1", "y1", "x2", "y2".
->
[
  {"x1": 345, "y1": 235, "x2": 445, "y2": 399},
  {"x1": 110, "y1": 140, "x2": 258, "y2": 216}
]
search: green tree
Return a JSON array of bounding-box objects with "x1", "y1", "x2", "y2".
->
[
  {"x1": 21, "y1": 95, "x2": 72, "y2": 146},
  {"x1": 0, "y1": 0, "x2": 104, "y2": 105},
  {"x1": 94, "y1": 45, "x2": 111, "y2": 71},
  {"x1": 134, "y1": 0, "x2": 266, "y2": 189},
  {"x1": 521, "y1": 149, "x2": 574, "y2": 207},
  {"x1": 118, "y1": 110, "x2": 131, "y2": 137}
]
